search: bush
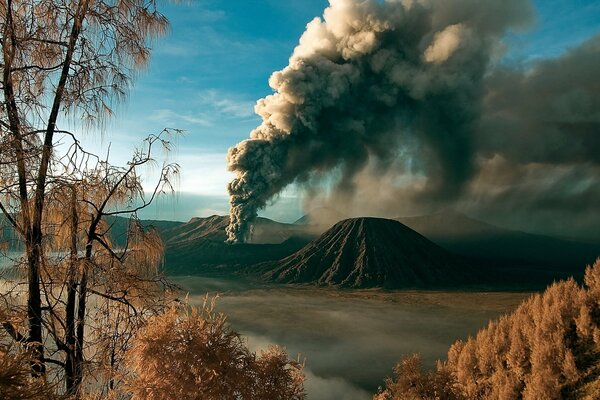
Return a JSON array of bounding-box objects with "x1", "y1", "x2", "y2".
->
[
  {"x1": 124, "y1": 299, "x2": 305, "y2": 400},
  {"x1": 0, "y1": 340, "x2": 57, "y2": 400},
  {"x1": 376, "y1": 259, "x2": 600, "y2": 400}
]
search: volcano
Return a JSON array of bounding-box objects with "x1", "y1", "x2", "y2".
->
[{"x1": 258, "y1": 217, "x2": 477, "y2": 289}]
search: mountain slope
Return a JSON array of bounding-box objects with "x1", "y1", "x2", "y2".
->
[
  {"x1": 163, "y1": 215, "x2": 229, "y2": 243},
  {"x1": 258, "y1": 217, "x2": 476, "y2": 289},
  {"x1": 161, "y1": 215, "x2": 314, "y2": 273},
  {"x1": 103, "y1": 215, "x2": 184, "y2": 248},
  {"x1": 398, "y1": 210, "x2": 500, "y2": 239},
  {"x1": 293, "y1": 207, "x2": 345, "y2": 226},
  {"x1": 398, "y1": 211, "x2": 600, "y2": 272},
  {"x1": 163, "y1": 215, "x2": 312, "y2": 245}
]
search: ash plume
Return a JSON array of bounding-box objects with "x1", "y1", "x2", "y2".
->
[
  {"x1": 301, "y1": 33, "x2": 600, "y2": 240},
  {"x1": 226, "y1": 0, "x2": 532, "y2": 243}
]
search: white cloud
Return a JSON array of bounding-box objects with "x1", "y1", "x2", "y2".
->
[
  {"x1": 175, "y1": 151, "x2": 232, "y2": 195},
  {"x1": 214, "y1": 97, "x2": 255, "y2": 118},
  {"x1": 150, "y1": 109, "x2": 212, "y2": 127},
  {"x1": 198, "y1": 89, "x2": 257, "y2": 119}
]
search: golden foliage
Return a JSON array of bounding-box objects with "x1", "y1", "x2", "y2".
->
[
  {"x1": 0, "y1": 0, "x2": 169, "y2": 125},
  {"x1": 0, "y1": 335, "x2": 57, "y2": 400},
  {"x1": 0, "y1": 0, "x2": 179, "y2": 392},
  {"x1": 374, "y1": 354, "x2": 457, "y2": 400},
  {"x1": 124, "y1": 299, "x2": 305, "y2": 400},
  {"x1": 376, "y1": 259, "x2": 600, "y2": 400}
]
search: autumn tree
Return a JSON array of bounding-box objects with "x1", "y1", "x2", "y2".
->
[
  {"x1": 375, "y1": 259, "x2": 600, "y2": 400},
  {"x1": 374, "y1": 354, "x2": 457, "y2": 400},
  {"x1": 124, "y1": 298, "x2": 306, "y2": 400},
  {"x1": 2, "y1": 128, "x2": 180, "y2": 396},
  {"x1": 0, "y1": 323, "x2": 59, "y2": 399},
  {"x1": 0, "y1": 2, "x2": 308, "y2": 399},
  {"x1": 0, "y1": 0, "x2": 175, "y2": 395}
]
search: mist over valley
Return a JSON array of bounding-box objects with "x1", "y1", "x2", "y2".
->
[{"x1": 174, "y1": 275, "x2": 529, "y2": 399}]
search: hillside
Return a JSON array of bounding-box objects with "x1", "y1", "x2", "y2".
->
[
  {"x1": 163, "y1": 215, "x2": 310, "y2": 245},
  {"x1": 293, "y1": 207, "x2": 345, "y2": 227},
  {"x1": 376, "y1": 259, "x2": 600, "y2": 399},
  {"x1": 257, "y1": 217, "x2": 477, "y2": 289},
  {"x1": 398, "y1": 211, "x2": 600, "y2": 283},
  {"x1": 103, "y1": 215, "x2": 184, "y2": 248},
  {"x1": 4, "y1": 210, "x2": 597, "y2": 287},
  {"x1": 161, "y1": 215, "x2": 313, "y2": 274},
  {"x1": 0, "y1": 214, "x2": 184, "y2": 251}
]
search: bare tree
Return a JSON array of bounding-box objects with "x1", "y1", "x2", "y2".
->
[
  {"x1": 2, "y1": 126, "x2": 180, "y2": 396},
  {"x1": 0, "y1": 2, "x2": 307, "y2": 399},
  {"x1": 0, "y1": 0, "x2": 174, "y2": 395}
]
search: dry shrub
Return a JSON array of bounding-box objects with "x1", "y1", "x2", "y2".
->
[
  {"x1": 374, "y1": 354, "x2": 458, "y2": 400},
  {"x1": 0, "y1": 341, "x2": 58, "y2": 400},
  {"x1": 376, "y1": 259, "x2": 600, "y2": 400},
  {"x1": 124, "y1": 298, "x2": 305, "y2": 400}
]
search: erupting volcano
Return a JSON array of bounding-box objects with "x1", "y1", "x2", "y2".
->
[{"x1": 224, "y1": 0, "x2": 532, "y2": 242}]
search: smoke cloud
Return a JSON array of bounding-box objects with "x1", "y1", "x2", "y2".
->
[
  {"x1": 303, "y1": 32, "x2": 600, "y2": 239},
  {"x1": 471, "y1": 36, "x2": 600, "y2": 240},
  {"x1": 225, "y1": 0, "x2": 533, "y2": 242}
]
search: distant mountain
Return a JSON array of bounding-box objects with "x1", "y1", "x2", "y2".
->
[
  {"x1": 144, "y1": 212, "x2": 599, "y2": 286},
  {"x1": 162, "y1": 215, "x2": 312, "y2": 245},
  {"x1": 397, "y1": 211, "x2": 600, "y2": 276},
  {"x1": 256, "y1": 217, "x2": 477, "y2": 289},
  {"x1": 104, "y1": 215, "x2": 184, "y2": 248},
  {"x1": 293, "y1": 207, "x2": 345, "y2": 226},
  {"x1": 1, "y1": 213, "x2": 184, "y2": 251},
  {"x1": 162, "y1": 215, "x2": 229, "y2": 243},
  {"x1": 161, "y1": 215, "x2": 313, "y2": 274},
  {"x1": 398, "y1": 210, "x2": 500, "y2": 238}
]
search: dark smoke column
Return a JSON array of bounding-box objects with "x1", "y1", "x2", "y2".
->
[
  {"x1": 226, "y1": 0, "x2": 532, "y2": 243},
  {"x1": 226, "y1": 138, "x2": 288, "y2": 243}
]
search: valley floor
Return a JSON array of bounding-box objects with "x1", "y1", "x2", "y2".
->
[{"x1": 170, "y1": 275, "x2": 530, "y2": 400}]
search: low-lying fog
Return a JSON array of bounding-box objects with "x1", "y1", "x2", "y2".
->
[{"x1": 173, "y1": 275, "x2": 529, "y2": 400}]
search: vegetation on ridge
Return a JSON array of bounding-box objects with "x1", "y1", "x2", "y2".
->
[{"x1": 376, "y1": 259, "x2": 600, "y2": 400}]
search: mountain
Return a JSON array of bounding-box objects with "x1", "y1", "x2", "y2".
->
[
  {"x1": 161, "y1": 215, "x2": 314, "y2": 274},
  {"x1": 162, "y1": 215, "x2": 229, "y2": 243},
  {"x1": 163, "y1": 215, "x2": 311, "y2": 245},
  {"x1": 398, "y1": 210, "x2": 500, "y2": 239},
  {"x1": 256, "y1": 217, "x2": 477, "y2": 289},
  {"x1": 293, "y1": 207, "x2": 345, "y2": 227},
  {"x1": 0, "y1": 214, "x2": 184, "y2": 251},
  {"x1": 103, "y1": 215, "x2": 184, "y2": 248},
  {"x1": 397, "y1": 211, "x2": 600, "y2": 278}
]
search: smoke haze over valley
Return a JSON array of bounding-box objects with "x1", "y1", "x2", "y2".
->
[{"x1": 174, "y1": 276, "x2": 529, "y2": 399}]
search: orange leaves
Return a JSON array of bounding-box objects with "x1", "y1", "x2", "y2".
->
[
  {"x1": 124, "y1": 300, "x2": 305, "y2": 400},
  {"x1": 377, "y1": 260, "x2": 600, "y2": 400}
]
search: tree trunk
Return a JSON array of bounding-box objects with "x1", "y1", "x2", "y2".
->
[
  {"x1": 73, "y1": 241, "x2": 92, "y2": 398},
  {"x1": 65, "y1": 186, "x2": 79, "y2": 394},
  {"x1": 2, "y1": 0, "x2": 45, "y2": 377}
]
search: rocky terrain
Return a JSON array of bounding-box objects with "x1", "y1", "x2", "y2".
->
[{"x1": 255, "y1": 217, "x2": 477, "y2": 289}]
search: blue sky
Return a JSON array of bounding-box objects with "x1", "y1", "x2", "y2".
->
[{"x1": 79, "y1": 0, "x2": 600, "y2": 222}]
